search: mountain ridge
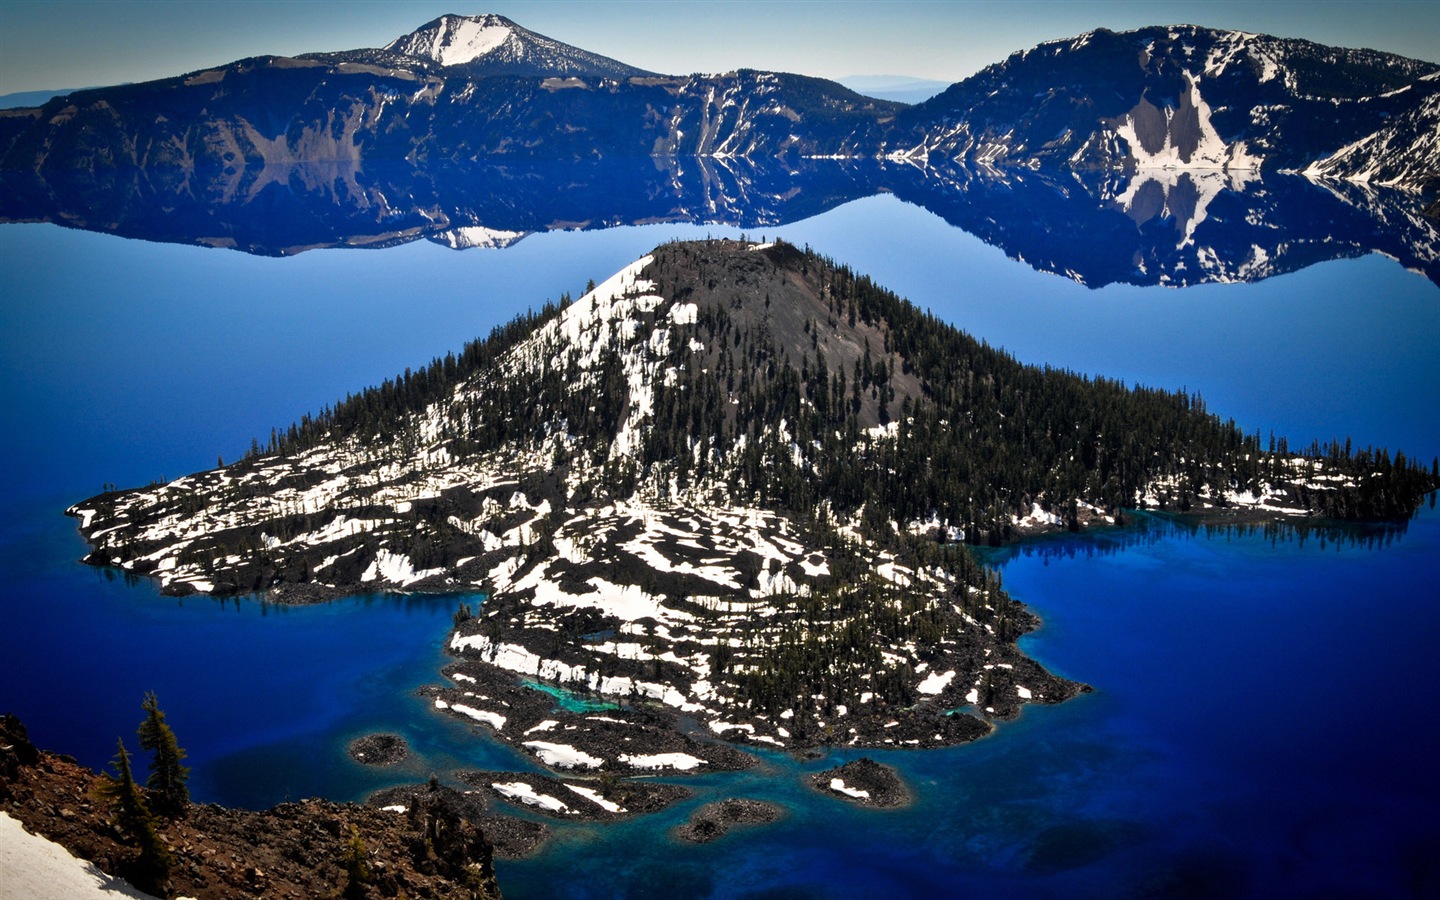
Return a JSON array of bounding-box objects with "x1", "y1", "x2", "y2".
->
[{"x1": 1, "y1": 20, "x2": 1435, "y2": 191}]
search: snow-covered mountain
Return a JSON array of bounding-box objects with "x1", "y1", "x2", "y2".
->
[
  {"x1": 890, "y1": 25, "x2": 1440, "y2": 190},
  {"x1": 381, "y1": 13, "x2": 654, "y2": 78},
  {"x1": 2, "y1": 20, "x2": 1435, "y2": 191}
]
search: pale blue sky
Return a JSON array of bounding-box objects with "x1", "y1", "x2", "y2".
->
[{"x1": 2, "y1": 0, "x2": 1437, "y2": 95}]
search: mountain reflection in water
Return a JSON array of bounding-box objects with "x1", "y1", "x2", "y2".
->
[{"x1": 3, "y1": 157, "x2": 1436, "y2": 288}]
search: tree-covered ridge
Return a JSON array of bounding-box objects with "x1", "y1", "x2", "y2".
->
[
  {"x1": 640, "y1": 241, "x2": 1437, "y2": 533},
  {"x1": 72, "y1": 239, "x2": 1436, "y2": 602},
  {"x1": 259, "y1": 238, "x2": 1433, "y2": 541}
]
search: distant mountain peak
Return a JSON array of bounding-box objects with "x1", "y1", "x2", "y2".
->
[
  {"x1": 383, "y1": 12, "x2": 655, "y2": 78},
  {"x1": 385, "y1": 14, "x2": 518, "y2": 67}
]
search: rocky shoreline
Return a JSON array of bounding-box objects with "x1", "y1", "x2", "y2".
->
[
  {"x1": 365, "y1": 782, "x2": 550, "y2": 860},
  {"x1": 457, "y1": 769, "x2": 691, "y2": 822},
  {"x1": 425, "y1": 659, "x2": 760, "y2": 777}
]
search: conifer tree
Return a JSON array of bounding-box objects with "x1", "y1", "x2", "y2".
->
[
  {"x1": 95, "y1": 738, "x2": 173, "y2": 896},
  {"x1": 342, "y1": 824, "x2": 372, "y2": 899},
  {"x1": 137, "y1": 692, "x2": 190, "y2": 815}
]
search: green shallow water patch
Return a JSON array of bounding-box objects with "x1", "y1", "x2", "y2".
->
[{"x1": 520, "y1": 678, "x2": 623, "y2": 713}]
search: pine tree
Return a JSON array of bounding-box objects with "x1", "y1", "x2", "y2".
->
[
  {"x1": 95, "y1": 738, "x2": 173, "y2": 896},
  {"x1": 137, "y1": 692, "x2": 190, "y2": 815},
  {"x1": 342, "y1": 824, "x2": 372, "y2": 899}
]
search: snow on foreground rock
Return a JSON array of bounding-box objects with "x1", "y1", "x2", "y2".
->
[{"x1": 0, "y1": 813, "x2": 158, "y2": 900}]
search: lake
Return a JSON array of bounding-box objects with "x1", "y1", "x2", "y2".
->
[{"x1": 2, "y1": 174, "x2": 1438, "y2": 897}]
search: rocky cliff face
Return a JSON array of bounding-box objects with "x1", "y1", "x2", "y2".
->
[
  {"x1": 888, "y1": 25, "x2": 1440, "y2": 189},
  {"x1": 0, "y1": 56, "x2": 899, "y2": 174},
  {"x1": 1303, "y1": 73, "x2": 1440, "y2": 188}
]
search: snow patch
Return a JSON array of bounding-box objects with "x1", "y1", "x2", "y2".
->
[
  {"x1": 522, "y1": 741, "x2": 604, "y2": 769},
  {"x1": 916, "y1": 669, "x2": 956, "y2": 695},
  {"x1": 491, "y1": 781, "x2": 569, "y2": 813},
  {"x1": 829, "y1": 778, "x2": 870, "y2": 800},
  {"x1": 617, "y1": 751, "x2": 705, "y2": 770},
  {"x1": 450, "y1": 704, "x2": 506, "y2": 731}
]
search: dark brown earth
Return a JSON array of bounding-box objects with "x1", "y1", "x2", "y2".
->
[{"x1": 1, "y1": 714, "x2": 502, "y2": 899}]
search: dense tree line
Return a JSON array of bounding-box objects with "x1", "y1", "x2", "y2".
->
[
  {"x1": 636, "y1": 240, "x2": 1436, "y2": 536},
  {"x1": 245, "y1": 239, "x2": 1433, "y2": 544}
]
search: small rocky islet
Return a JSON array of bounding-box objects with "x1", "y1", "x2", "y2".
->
[
  {"x1": 809, "y1": 757, "x2": 911, "y2": 809},
  {"x1": 673, "y1": 798, "x2": 786, "y2": 844},
  {"x1": 347, "y1": 732, "x2": 408, "y2": 766}
]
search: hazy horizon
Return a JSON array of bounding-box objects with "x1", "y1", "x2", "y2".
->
[{"x1": 3, "y1": 0, "x2": 1437, "y2": 96}]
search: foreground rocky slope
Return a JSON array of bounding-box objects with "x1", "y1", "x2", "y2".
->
[
  {"x1": 68, "y1": 241, "x2": 1436, "y2": 772},
  {"x1": 0, "y1": 715, "x2": 501, "y2": 899}
]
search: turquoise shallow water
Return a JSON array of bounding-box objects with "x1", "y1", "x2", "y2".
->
[{"x1": 3, "y1": 199, "x2": 1438, "y2": 897}]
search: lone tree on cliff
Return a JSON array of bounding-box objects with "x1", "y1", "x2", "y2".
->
[
  {"x1": 137, "y1": 691, "x2": 190, "y2": 815},
  {"x1": 95, "y1": 738, "x2": 173, "y2": 895}
]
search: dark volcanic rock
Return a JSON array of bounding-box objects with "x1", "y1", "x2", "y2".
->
[
  {"x1": 366, "y1": 781, "x2": 550, "y2": 860},
  {"x1": 0, "y1": 713, "x2": 40, "y2": 785},
  {"x1": 348, "y1": 732, "x2": 408, "y2": 766},
  {"x1": 457, "y1": 769, "x2": 690, "y2": 822},
  {"x1": 425, "y1": 661, "x2": 758, "y2": 776},
  {"x1": 672, "y1": 798, "x2": 785, "y2": 843},
  {"x1": 810, "y1": 757, "x2": 911, "y2": 808}
]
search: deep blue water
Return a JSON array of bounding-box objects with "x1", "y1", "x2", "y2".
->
[{"x1": 3, "y1": 195, "x2": 1439, "y2": 898}]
